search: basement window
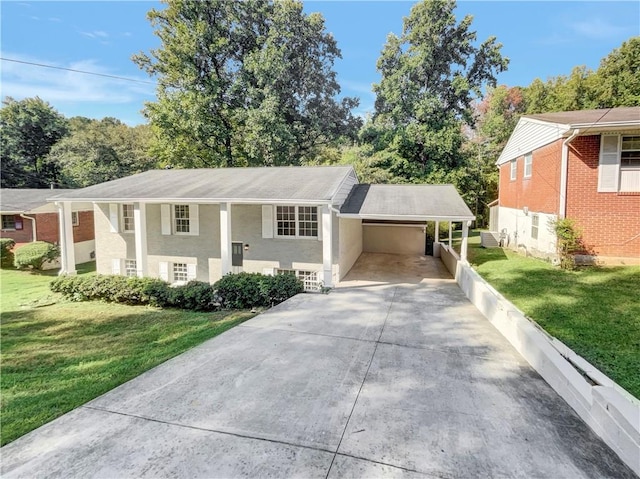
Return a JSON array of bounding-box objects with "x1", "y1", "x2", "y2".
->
[{"x1": 276, "y1": 269, "x2": 319, "y2": 291}]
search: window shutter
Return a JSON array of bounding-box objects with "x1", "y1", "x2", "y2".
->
[
  {"x1": 159, "y1": 261, "x2": 169, "y2": 281},
  {"x1": 14, "y1": 217, "x2": 23, "y2": 230},
  {"x1": 186, "y1": 263, "x2": 197, "y2": 281},
  {"x1": 112, "y1": 258, "x2": 121, "y2": 275},
  {"x1": 109, "y1": 204, "x2": 119, "y2": 232},
  {"x1": 161, "y1": 204, "x2": 171, "y2": 235},
  {"x1": 317, "y1": 206, "x2": 323, "y2": 241},
  {"x1": 262, "y1": 268, "x2": 275, "y2": 276},
  {"x1": 189, "y1": 204, "x2": 199, "y2": 236},
  {"x1": 598, "y1": 135, "x2": 620, "y2": 192},
  {"x1": 262, "y1": 205, "x2": 273, "y2": 238}
]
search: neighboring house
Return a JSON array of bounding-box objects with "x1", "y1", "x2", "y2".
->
[
  {"x1": 0, "y1": 189, "x2": 96, "y2": 265},
  {"x1": 50, "y1": 167, "x2": 474, "y2": 289},
  {"x1": 491, "y1": 107, "x2": 640, "y2": 264}
]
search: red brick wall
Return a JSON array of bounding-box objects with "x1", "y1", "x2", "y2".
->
[
  {"x1": 0, "y1": 210, "x2": 95, "y2": 245},
  {"x1": 566, "y1": 135, "x2": 640, "y2": 259},
  {"x1": 0, "y1": 215, "x2": 34, "y2": 243},
  {"x1": 499, "y1": 139, "x2": 562, "y2": 214},
  {"x1": 73, "y1": 210, "x2": 95, "y2": 243}
]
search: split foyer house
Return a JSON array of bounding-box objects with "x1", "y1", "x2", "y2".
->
[
  {"x1": 491, "y1": 107, "x2": 640, "y2": 264},
  {"x1": 0, "y1": 189, "x2": 96, "y2": 265},
  {"x1": 49, "y1": 166, "x2": 474, "y2": 288}
]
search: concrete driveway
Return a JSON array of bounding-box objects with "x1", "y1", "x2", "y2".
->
[{"x1": 1, "y1": 255, "x2": 634, "y2": 478}]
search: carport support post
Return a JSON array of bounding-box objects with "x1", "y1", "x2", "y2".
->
[
  {"x1": 448, "y1": 222, "x2": 453, "y2": 248},
  {"x1": 434, "y1": 221, "x2": 439, "y2": 244},
  {"x1": 322, "y1": 204, "x2": 333, "y2": 288},
  {"x1": 56, "y1": 201, "x2": 76, "y2": 275},
  {"x1": 461, "y1": 220, "x2": 470, "y2": 262},
  {"x1": 220, "y1": 202, "x2": 232, "y2": 276},
  {"x1": 133, "y1": 202, "x2": 148, "y2": 277}
]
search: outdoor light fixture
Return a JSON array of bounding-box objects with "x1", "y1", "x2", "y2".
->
[
  {"x1": 523, "y1": 206, "x2": 529, "y2": 216},
  {"x1": 244, "y1": 244, "x2": 250, "y2": 251}
]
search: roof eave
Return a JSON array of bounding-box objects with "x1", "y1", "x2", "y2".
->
[{"x1": 338, "y1": 213, "x2": 475, "y2": 222}]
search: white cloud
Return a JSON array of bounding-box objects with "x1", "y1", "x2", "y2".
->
[
  {"x1": 48, "y1": 17, "x2": 62, "y2": 23},
  {"x1": 80, "y1": 30, "x2": 109, "y2": 40},
  {"x1": 0, "y1": 53, "x2": 154, "y2": 106},
  {"x1": 569, "y1": 18, "x2": 629, "y2": 39}
]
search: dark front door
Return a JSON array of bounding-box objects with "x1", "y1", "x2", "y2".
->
[
  {"x1": 232, "y1": 242, "x2": 243, "y2": 267},
  {"x1": 425, "y1": 231, "x2": 434, "y2": 256}
]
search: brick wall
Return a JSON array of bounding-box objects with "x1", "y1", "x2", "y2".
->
[
  {"x1": 0, "y1": 210, "x2": 95, "y2": 246},
  {"x1": 73, "y1": 210, "x2": 95, "y2": 243},
  {"x1": 566, "y1": 135, "x2": 640, "y2": 259},
  {"x1": 34, "y1": 212, "x2": 60, "y2": 243},
  {"x1": 0, "y1": 215, "x2": 34, "y2": 243},
  {"x1": 499, "y1": 139, "x2": 562, "y2": 214}
]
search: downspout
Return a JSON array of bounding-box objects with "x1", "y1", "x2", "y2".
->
[
  {"x1": 559, "y1": 129, "x2": 580, "y2": 219},
  {"x1": 20, "y1": 214, "x2": 37, "y2": 242}
]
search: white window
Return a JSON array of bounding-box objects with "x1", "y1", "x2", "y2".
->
[
  {"x1": 599, "y1": 134, "x2": 640, "y2": 192},
  {"x1": 524, "y1": 153, "x2": 532, "y2": 178},
  {"x1": 277, "y1": 269, "x2": 319, "y2": 291},
  {"x1": 173, "y1": 262, "x2": 188, "y2": 283},
  {"x1": 531, "y1": 214, "x2": 539, "y2": 240},
  {"x1": 124, "y1": 259, "x2": 137, "y2": 277},
  {"x1": 71, "y1": 211, "x2": 79, "y2": 226},
  {"x1": 510, "y1": 160, "x2": 517, "y2": 180},
  {"x1": 1, "y1": 215, "x2": 16, "y2": 230},
  {"x1": 122, "y1": 204, "x2": 135, "y2": 232},
  {"x1": 174, "y1": 205, "x2": 190, "y2": 234},
  {"x1": 275, "y1": 206, "x2": 318, "y2": 238}
]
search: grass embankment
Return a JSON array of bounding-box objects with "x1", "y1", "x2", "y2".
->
[
  {"x1": 467, "y1": 233, "x2": 640, "y2": 399},
  {"x1": 0, "y1": 264, "x2": 254, "y2": 445}
]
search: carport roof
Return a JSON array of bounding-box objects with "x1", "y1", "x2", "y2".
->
[{"x1": 339, "y1": 184, "x2": 475, "y2": 221}]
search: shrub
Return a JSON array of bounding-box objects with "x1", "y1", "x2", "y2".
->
[
  {"x1": 260, "y1": 273, "x2": 304, "y2": 305},
  {"x1": 50, "y1": 272, "x2": 303, "y2": 311},
  {"x1": 554, "y1": 218, "x2": 582, "y2": 270},
  {"x1": 14, "y1": 241, "x2": 60, "y2": 270},
  {"x1": 1, "y1": 238, "x2": 16, "y2": 268}
]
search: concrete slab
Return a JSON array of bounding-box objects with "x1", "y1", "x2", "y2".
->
[
  {"x1": 338, "y1": 342, "x2": 635, "y2": 478},
  {"x1": 1, "y1": 252, "x2": 635, "y2": 478},
  {"x1": 1, "y1": 407, "x2": 333, "y2": 479},
  {"x1": 86, "y1": 326, "x2": 375, "y2": 451}
]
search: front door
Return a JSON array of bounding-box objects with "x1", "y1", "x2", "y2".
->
[{"x1": 232, "y1": 242, "x2": 243, "y2": 272}]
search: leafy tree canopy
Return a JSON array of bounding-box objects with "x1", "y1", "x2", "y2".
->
[
  {"x1": 0, "y1": 97, "x2": 68, "y2": 188},
  {"x1": 134, "y1": 0, "x2": 360, "y2": 168}
]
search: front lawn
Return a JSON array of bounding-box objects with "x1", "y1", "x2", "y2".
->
[
  {"x1": 0, "y1": 265, "x2": 254, "y2": 445},
  {"x1": 467, "y1": 234, "x2": 640, "y2": 399}
]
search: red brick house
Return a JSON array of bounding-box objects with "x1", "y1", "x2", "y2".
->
[
  {"x1": 491, "y1": 107, "x2": 640, "y2": 264},
  {"x1": 0, "y1": 189, "x2": 96, "y2": 265}
]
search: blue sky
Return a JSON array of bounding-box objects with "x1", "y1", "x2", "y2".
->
[{"x1": 1, "y1": 1, "x2": 638, "y2": 125}]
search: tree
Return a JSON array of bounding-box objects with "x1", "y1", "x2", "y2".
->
[
  {"x1": 46, "y1": 118, "x2": 156, "y2": 187},
  {"x1": 0, "y1": 97, "x2": 68, "y2": 188},
  {"x1": 134, "y1": 0, "x2": 360, "y2": 168},
  {"x1": 370, "y1": 0, "x2": 508, "y2": 181},
  {"x1": 592, "y1": 36, "x2": 640, "y2": 108}
]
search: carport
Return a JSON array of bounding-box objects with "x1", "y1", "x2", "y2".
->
[{"x1": 339, "y1": 184, "x2": 475, "y2": 262}]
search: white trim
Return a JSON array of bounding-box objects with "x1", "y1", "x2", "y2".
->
[
  {"x1": 523, "y1": 153, "x2": 532, "y2": 178},
  {"x1": 133, "y1": 202, "x2": 148, "y2": 277},
  {"x1": 559, "y1": 129, "x2": 580, "y2": 219},
  {"x1": 510, "y1": 159, "x2": 517, "y2": 181},
  {"x1": 53, "y1": 198, "x2": 335, "y2": 205},
  {"x1": 338, "y1": 213, "x2": 475, "y2": 222}
]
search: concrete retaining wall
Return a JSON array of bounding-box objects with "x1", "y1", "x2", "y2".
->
[{"x1": 440, "y1": 245, "x2": 640, "y2": 475}]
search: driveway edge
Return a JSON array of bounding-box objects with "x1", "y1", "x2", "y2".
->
[{"x1": 441, "y1": 245, "x2": 640, "y2": 476}]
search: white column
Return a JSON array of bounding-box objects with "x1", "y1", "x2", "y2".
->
[
  {"x1": 322, "y1": 204, "x2": 333, "y2": 288},
  {"x1": 133, "y1": 202, "x2": 148, "y2": 277},
  {"x1": 220, "y1": 202, "x2": 232, "y2": 276},
  {"x1": 448, "y1": 222, "x2": 453, "y2": 248},
  {"x1": 57, "y1": 201, "x2": 76, "y2": 275},
  {"x1": 461, "y1": 220, "x2": 470, "y2": 262},
  {"x1": 434, "y1": 221, "x2": 439, "y2": 243}
]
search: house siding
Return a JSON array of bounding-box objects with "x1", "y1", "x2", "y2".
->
[
  {"x1": 498, "y1": 139, "x2": 562, "y2": 214},
  {"x1": 338, "y1": 217, "x2": 362, "y2": 280},
  {"x1": 566, "y1": 135, "x2": 640, "y2": 261}
]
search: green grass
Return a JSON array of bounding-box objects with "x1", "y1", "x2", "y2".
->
[
  {"x1": 0, "y1": 264, "x2": 254, "y2": 445},
  {"x1": 467, "y1": 233, "x2": 640, "y2": 399}
]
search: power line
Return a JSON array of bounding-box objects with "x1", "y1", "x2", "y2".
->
[{"x1": 0, "y1": 57, "x2": 156, "y2": 85}]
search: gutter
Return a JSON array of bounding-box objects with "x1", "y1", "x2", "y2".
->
[
  {"x1": 19, "y1": 213, "x2": 37, "y2": 242},
  {"x1": 559, "y1": 129, "x2": 580, "y2": 219}
]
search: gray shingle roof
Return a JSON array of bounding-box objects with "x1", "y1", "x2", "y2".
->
[
  {"x1": 526, "y1": 107, "x2": 640, "y2": 127},
  {"x1": 340, "y1": 184, "x2": 474, "y2": 220},
  {"x1": 49, "y1": 167, "x2": 355, "y2": 203},
  {"x1": 1, "y1": 189, "x2": 75, "y2": 213}
]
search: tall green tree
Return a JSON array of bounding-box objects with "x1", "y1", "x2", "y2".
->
[
  {"x1": 46, "y1": 118, "x2": 156, "y2": 187},
  {"x1": 592, "y1": 36, "x2": 640, "y2": 108},
  {"x1": 134, "y1": 0, "x2": 359, "y2": 168},
  {"x1": 370, "y1": 0, "x2": 508, "y2": 181},
  {"x1": 0, "y1": 97, "x2": 68, "y2": 188}
]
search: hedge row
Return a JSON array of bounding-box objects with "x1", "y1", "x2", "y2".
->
[{"x1": 50, "y1": 272, "x2": 303, "y2": 311}]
